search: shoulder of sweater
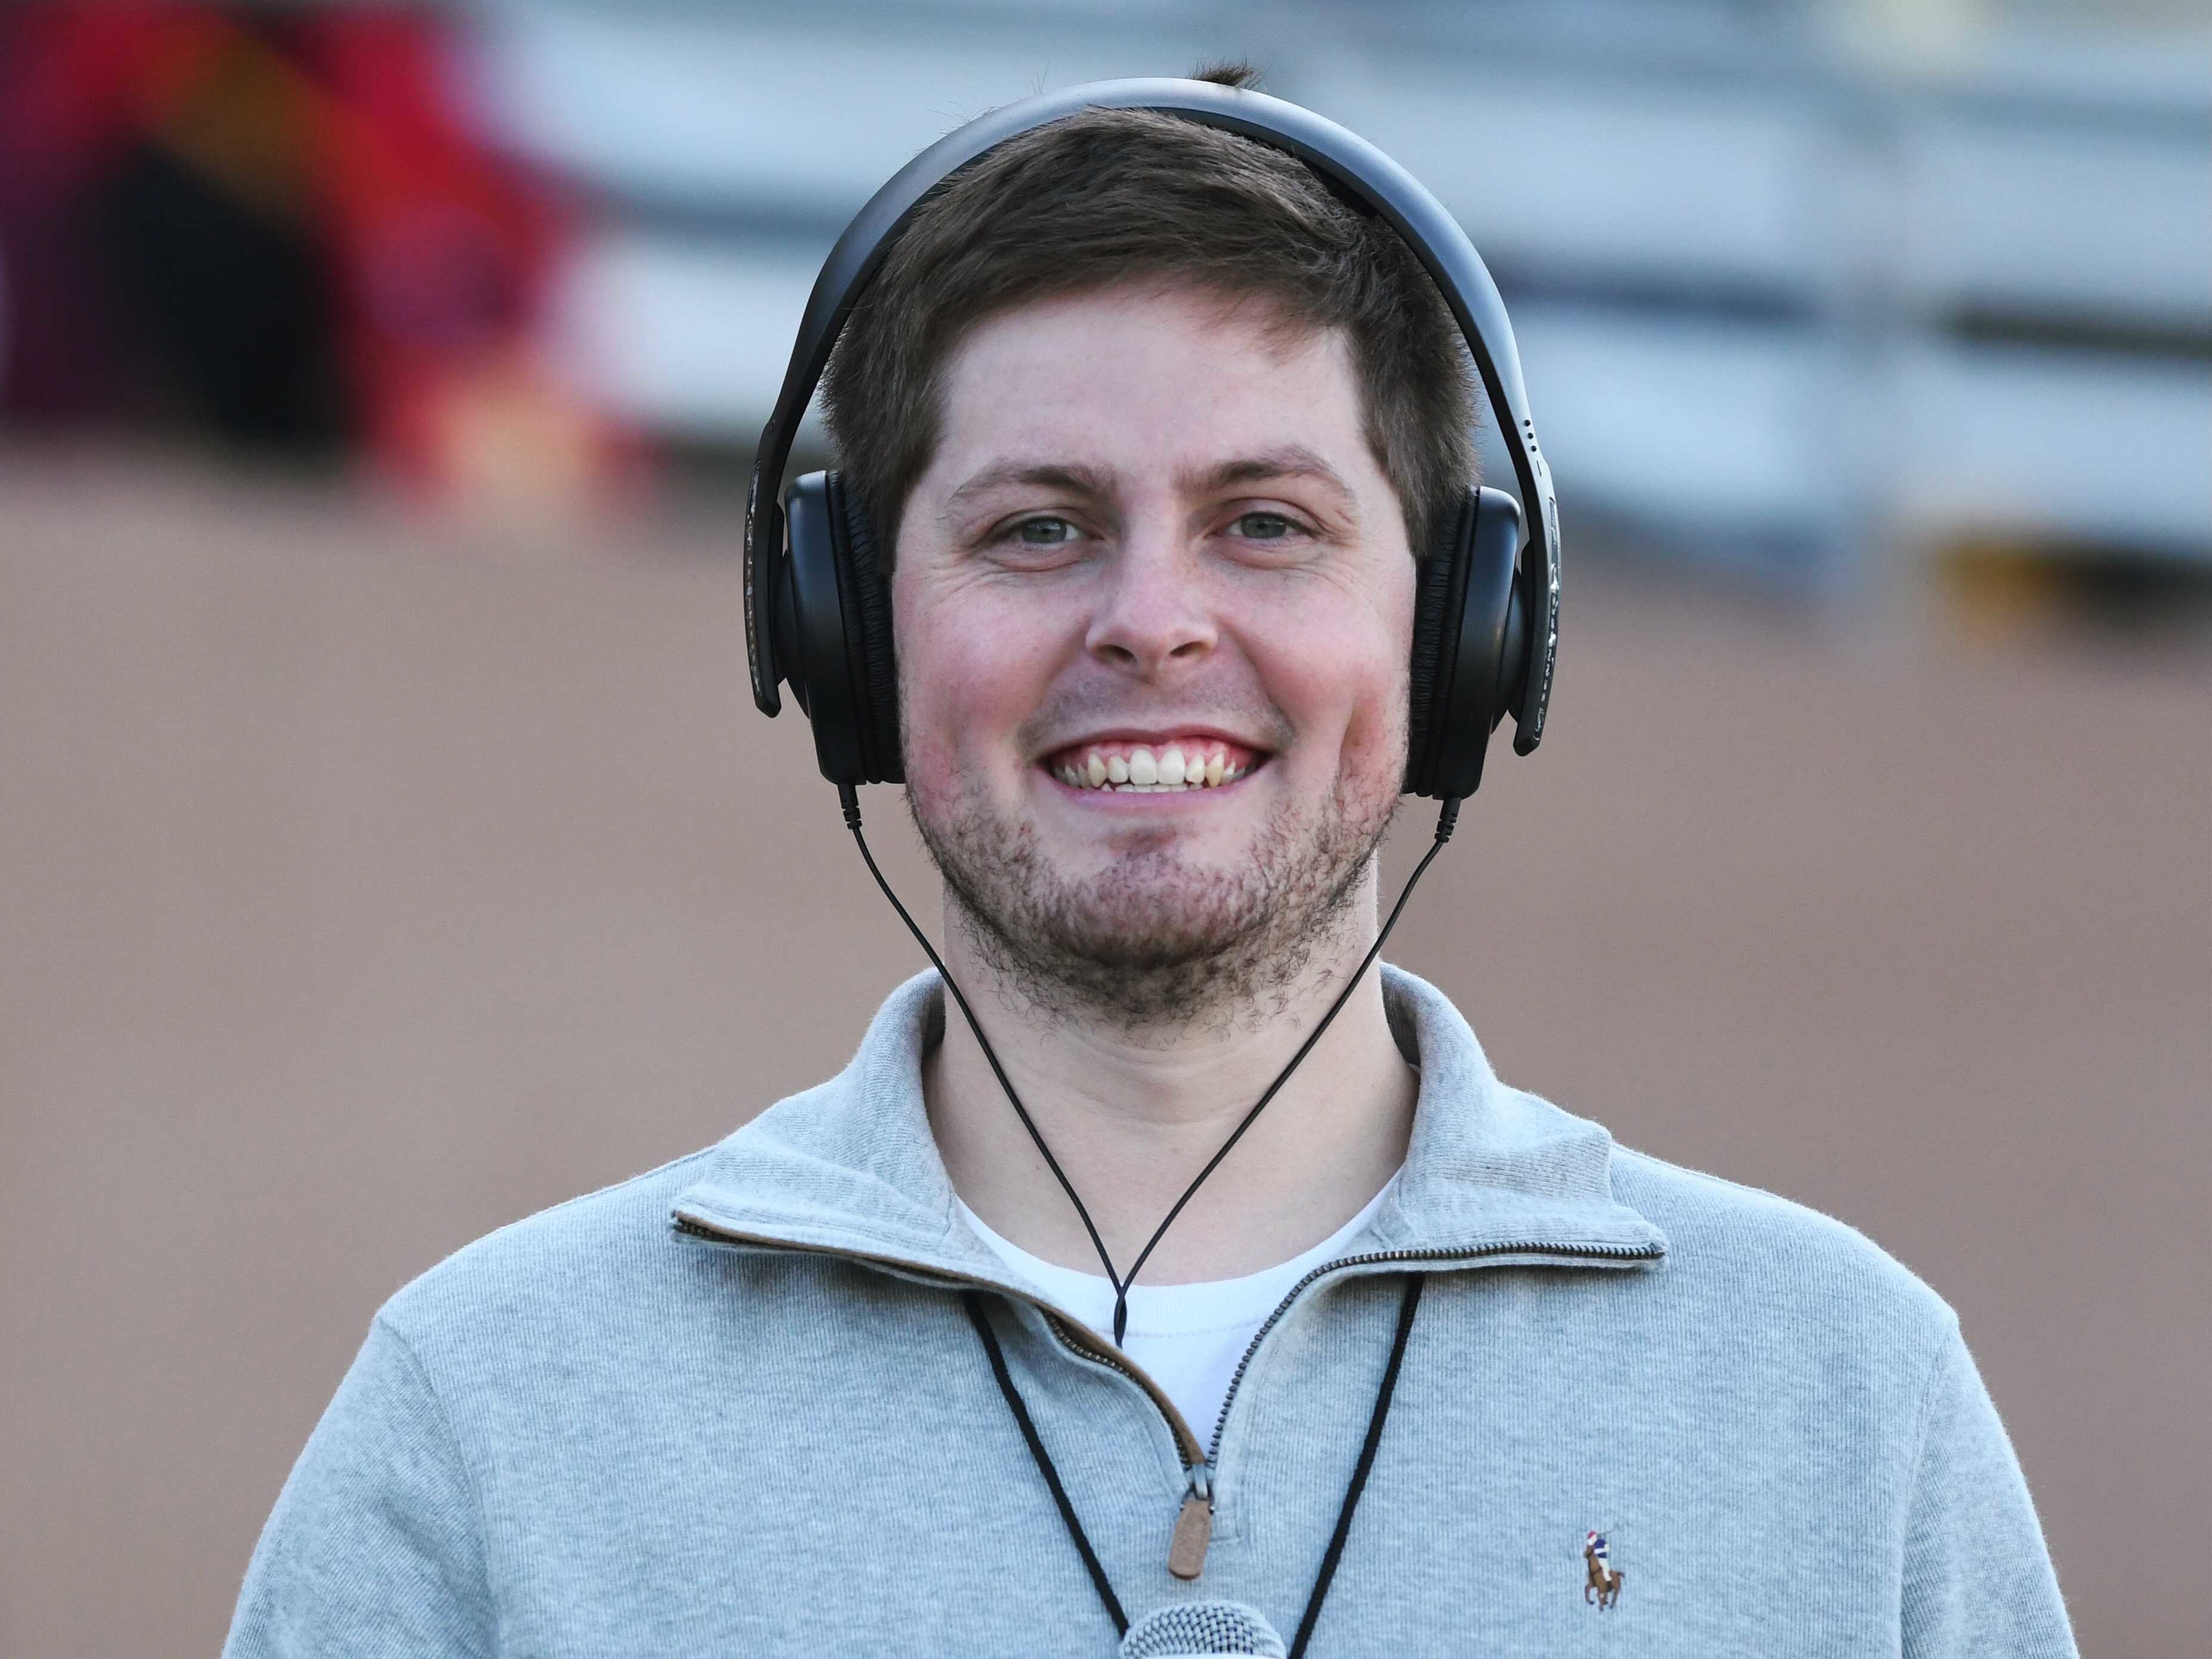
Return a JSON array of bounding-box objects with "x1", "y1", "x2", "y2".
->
[
  {"x1": 374, "y1": 1144, "x2": 725, "y2": 1355},
  {"x1": 1607, "y1": 1143, "x2": 1959, "y2": 1350}
]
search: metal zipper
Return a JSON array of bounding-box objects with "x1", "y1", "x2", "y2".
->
[
  {"x1": 669, "y1": 1211, "x2": 1209, "y2": 1458},
  {"x1": 1090, "y1": 1235, "x2": 1666, "y2": 1580},
  {"x1": 1132, "y1": 1236, "x2": 1664, "y2": 1577},
  {"x1": 673, "y1": 1211, "x2": 1658, "y2": 1582},
  {"x1": 1027, "y1": 1302, "x2": 1218, "y2": 1581},
  {"x1": 1203, "y1": 1238, "x2": 1664, "y2": 1470}
]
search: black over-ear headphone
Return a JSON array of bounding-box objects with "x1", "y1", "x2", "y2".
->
[{"x1": 744, "y1": 77, "x2": 1561, "y2": 804}]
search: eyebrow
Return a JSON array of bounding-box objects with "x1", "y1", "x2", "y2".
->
[
  {"x1": 944, "y1": 461, "x2": 1115, "y2": 514},
  {"x1": 942, "y1": 444, "x2": 1359, "y2": 520},
  {"x1": 1189, "y1": 445, "x2": 1358, "y2": 517}
]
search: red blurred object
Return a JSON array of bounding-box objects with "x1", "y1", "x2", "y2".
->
[{"x1": 0, "y1": 2, "x2": 632, "y2": 511}]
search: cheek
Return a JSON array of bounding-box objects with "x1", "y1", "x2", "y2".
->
[
  {"x1": 1356, "y1": 571, "x2": 1419, "y2": 756},
  {"x1": 1265, "y1": 601, "x2": 1411, "y2": 771},
  {"x1": 1339, "y1": 655, "x2": 1412, "y2": 783},
  {"x1": 895, "y1": 588, "x2": 1060, "y2": 786}
]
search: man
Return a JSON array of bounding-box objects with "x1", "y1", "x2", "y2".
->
[
  {"x1": 227, "y1": 70, "x2": 2076, "y2": 1657},
  {"x1": 1583, "y1": 1530, "x2": 1618, "y2": 1602}
]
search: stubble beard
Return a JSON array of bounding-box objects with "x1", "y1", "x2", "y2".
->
[{"x1": 907, "y1": 758, "x2": 1401, "y2": 1038}]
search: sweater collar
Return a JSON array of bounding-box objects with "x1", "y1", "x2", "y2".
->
[{"x1": 671, "y1": 966, "x2": 1666, "y2": 1282}]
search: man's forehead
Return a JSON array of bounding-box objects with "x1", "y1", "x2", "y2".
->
[
  {"x1": 951, "y1": 276, "x2": 1343, "y2": 362},
  {"x1": 933, "y1": 283, "x2": 1360, "y2": 420},
  {"x1": 918, "y1": 283, "x2": 1381, "y2": 518}
]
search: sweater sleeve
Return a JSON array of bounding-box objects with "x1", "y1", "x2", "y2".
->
[
  {"x1": 225, "y1": 1315, "x2": 497, "y2": 1658},
  {"x1": 1900, "y1": 1326, "x2": 2077, "y2": 1658}
]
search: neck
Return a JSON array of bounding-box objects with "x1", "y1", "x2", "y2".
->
[{"x1": 924, "y1": 867, "x2": 1418, "y2": 1285}]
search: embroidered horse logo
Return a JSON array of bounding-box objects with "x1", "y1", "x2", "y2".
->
[{"x1": 1583, "y1": 1530, "x2": 1623, "y2": 1610}]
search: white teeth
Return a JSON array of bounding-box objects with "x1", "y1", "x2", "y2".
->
[{"x1": 1060, "y1": 743, "x2": 1257, "y2": 791}]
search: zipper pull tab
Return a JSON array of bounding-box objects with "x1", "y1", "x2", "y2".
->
[{"x1": 1168, "y1": 1463, "x2": 1213, "y2": 1580}]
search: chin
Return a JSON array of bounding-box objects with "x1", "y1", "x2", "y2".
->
[
  {"x1": 911, "y1": 745, "x2": 1400, "y2": 1026},
  {"x1": 1043, "y1": 858, "x2": 1269, "y2": 969}
]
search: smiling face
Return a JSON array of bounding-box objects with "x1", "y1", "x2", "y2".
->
[{"x1": 894, "y1": 282, "x2": 1417, "y2": 1027}]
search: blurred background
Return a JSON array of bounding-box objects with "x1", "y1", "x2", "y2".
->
[{"x1": 0, "y1": 1, "x2": 2204, "y2": 1654}]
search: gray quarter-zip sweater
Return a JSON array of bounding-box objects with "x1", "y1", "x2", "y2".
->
[{"x1": 227, "y1": 968, "x2": 2076, "y2": 1656}]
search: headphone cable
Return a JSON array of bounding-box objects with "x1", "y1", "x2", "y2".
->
[{"x1": 840, "y1": 782, "x2": 1460, "y2": 1345}]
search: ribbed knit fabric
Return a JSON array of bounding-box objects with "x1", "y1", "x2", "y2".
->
[{"x1": 226, "y1": 968, "x2": 2077, "y2": 1657}]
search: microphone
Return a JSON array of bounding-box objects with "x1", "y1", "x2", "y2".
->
[{"x1": 1119, "y1": 1599, "x2": 1287, "y2": 1658}]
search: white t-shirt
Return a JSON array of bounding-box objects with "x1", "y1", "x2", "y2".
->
[{"x1": 955, "y1": 1174, "x2": 1401, "y2": 1444}]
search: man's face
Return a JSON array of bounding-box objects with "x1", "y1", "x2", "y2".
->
[{"x1": 894, "y1": 283, "x2": 1416, "y2": 1025}]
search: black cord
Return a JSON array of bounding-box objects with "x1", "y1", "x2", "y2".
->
[
  {"x1": 969, "y1": 1275, "x2": 1424, "y2": 1647},
  {"x1": 842, "y1": 782, "x2": 1460, "y2": 1346},
  {"x1": 1117, "y1": 801, "x2": 1457, "y2": 1306},
  {"x1": 1286, "y1": 1275, "x2": 1425, "y2": 1659},
  {"x1": 963, "y1": 1292, "x2": 1130, "y2": 1637},
  {"x1": 842, "y1": 785, "x2": 1121, "y2": 1294}
]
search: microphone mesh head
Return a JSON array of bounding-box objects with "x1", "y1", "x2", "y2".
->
[{"x1": 1119, "y1": 1599, "x2": 1287, "y2": 1657}]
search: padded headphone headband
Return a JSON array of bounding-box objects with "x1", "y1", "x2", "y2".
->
[{"x1": 745, "y1": 76, "x2": 1558, "y2": 758}]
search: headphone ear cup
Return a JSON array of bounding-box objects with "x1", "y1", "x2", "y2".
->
[
  {"x1": 1403, "y1": 493, "x2": 1472, "y2": 797},
  {"x1": 781, "y1": 470, "x2": 902, "y2": 787},
  {"x1": 826, "y1": 473, "x2": 903, "y2": 785},
  {"x1": 1404, "y1": 486, "x2": 1522, "y2": 801}
]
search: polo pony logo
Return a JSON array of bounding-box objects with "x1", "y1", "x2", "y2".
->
[{"x1": 1583, "y1": 1530, "x2": 1623, "y2": 1610}]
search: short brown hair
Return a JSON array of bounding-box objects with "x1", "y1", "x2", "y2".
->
[{"x1": 821, "y1": 69, "x2": 1478, "y2": 563}]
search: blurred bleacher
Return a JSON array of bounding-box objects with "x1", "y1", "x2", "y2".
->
[
  {"x1": 1, "y1": 0, "x2": 2204, "y2": 614},
  {"x1": 464, "y1": 0, "x2": 2210, "y2": 599}
]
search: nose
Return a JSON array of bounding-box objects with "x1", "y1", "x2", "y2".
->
[{"x1": 1083, "y1": 529, "x2": 1217, "y2": 678}]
